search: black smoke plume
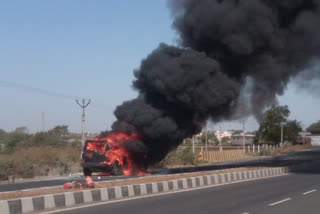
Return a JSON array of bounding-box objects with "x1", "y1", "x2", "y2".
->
[{"x1": 103, "y1": 0, "x2": 320, "y2": 166}]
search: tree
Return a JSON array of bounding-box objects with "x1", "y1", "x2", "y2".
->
[
  {"x1": 29, "y1": 130, "x2": 67, "y2": 147},
  {"x1": 197, "y1": 134, "x2": 206, "y2": 145},
  {"x1": 49, "y1": 125, "x2": 69, "y2": 138},
  {"x1": 247, "y1": 131, "x2": 257, "y2": 135},
  {"x1": 256, "y1": 105, "x2": 300, "y2": 144},
  {"x1": 0, "y1": 129, "x2": 6, "y2": 153},
  {"x1": 197, "y1": 132, "x2": 219, "y2": 145},
  {"x1": 285, "y1": 120, "x2": 302, "y2": 142},
  {"x1": 307, "y1": 121, "x2": 320, "y2": 134},
  {"x1": 182, "y1": 138, "x2": 192, "y2": 146},
  {"x1": 221, "y1": 136, "x2": 231, "y2": 145},
  {"x1": 208, "y1": 132, "x2": 219, "y2": 145},
  {"x1": 0, "y1": 129, "x2": 6, "y2": 142},
  {"x1": 0, "y1": 129, "x2": 6, "y2": 136},
  {"x1": 4, "y1": 132, "x2": 30, "y2": 153}
]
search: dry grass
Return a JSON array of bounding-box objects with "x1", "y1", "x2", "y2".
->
[
  {"x1": 0, "y1": 166, "x2": 267, "y2": 200},
  {"x1": 270, "y1": 144, "x2": 313, "y2": 156},
  {"x1": 0, "y1": 146, "x2": 81, "y2": 180}
]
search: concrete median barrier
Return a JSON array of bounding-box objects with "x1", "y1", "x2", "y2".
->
[{"x1": 0, "y1": 167, "x2": 290, "y2": 214}]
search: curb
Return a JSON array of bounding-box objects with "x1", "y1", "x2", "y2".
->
[{"x1": 0, "y1": 167, "x2": 290, "y2": 214}]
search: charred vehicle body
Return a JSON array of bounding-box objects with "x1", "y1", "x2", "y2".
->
[{"x1": 81, "y1": 139, "x2": 124, "y2": 176}]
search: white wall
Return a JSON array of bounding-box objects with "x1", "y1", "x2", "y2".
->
[{"x1": 311, "y1": 136, "x2": 320, "y2": 146}]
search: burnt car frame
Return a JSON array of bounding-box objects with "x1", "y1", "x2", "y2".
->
[{"x1": 80, "y1": 139, "x2": 124, "y2": 176}]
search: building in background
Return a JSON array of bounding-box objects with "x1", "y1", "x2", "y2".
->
[
  {"x1": 214, "y1": 131, "x2": 233, "y2": 142},
  {"x1": 231, "y1": 134, "x2": 255, "y2": 146},
  {"x1": 307, "y1": 134, "x2": 320, "y2": 146}
]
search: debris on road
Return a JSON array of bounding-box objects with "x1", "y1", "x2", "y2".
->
[{"x1": 62, "y1": 176, "x2": 95, "y2": 189}]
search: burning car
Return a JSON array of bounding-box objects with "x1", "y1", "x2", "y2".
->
[
  {"x1": 81, "y1": 139, "x2": 125, "y2": 176},
  {"x1": 81, "y1": 132, "x2": 148, "y2": 176}
]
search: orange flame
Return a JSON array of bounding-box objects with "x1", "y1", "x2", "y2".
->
[
  {"x1": 86, "y1": 142, "x2": 105, "y2": 154},
  {"x1": 91, "y1": 132, "x2": 149, "y2": 176}
]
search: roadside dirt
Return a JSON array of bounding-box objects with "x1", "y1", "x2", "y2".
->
[{"x1": 270, "y1": 145, "x2": 313, "y2": 156}]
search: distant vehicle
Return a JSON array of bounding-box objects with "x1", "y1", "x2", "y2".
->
[{"x1": 80, "y1": 139, "x2": 124, "y2": 176}]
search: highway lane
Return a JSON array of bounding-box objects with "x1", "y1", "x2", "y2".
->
[
  {"x1": 45, "y1": 162, "x2": 320, "y2": 214},
  {"x1": 261, "y1": 189, "x2": 320, "y2": 214},
  {"x1": 1, "y1": 148, "x2": 320, "y2": 192}
]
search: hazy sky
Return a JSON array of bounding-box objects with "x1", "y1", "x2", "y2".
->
[{"x1": 1, "y1": 1, "x2": 319, "y2": 133}]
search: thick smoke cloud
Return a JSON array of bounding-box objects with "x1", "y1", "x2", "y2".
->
[
  {"x1": 294, "y1": 60, "x2": 320, "y2": 94},
  {"x1": 170, "y1": 0, "x2": 320, "y2": 119},
  {"x1": 112, "y1": 45, "x2": 240, "y2": 163},
  {"x1": 106, "y1": 0, "x2": 320, "y2": 165}
]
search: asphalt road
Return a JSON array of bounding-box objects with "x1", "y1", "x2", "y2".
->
[
  {"x1": 47, "y1": 161, "x2": 320, "y2": 214},
  {"x1": 1, "y1": 148, "x2": 320, "y2": 192}
]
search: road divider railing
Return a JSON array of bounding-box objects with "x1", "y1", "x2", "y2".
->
[
  {"x1": 0, "y1": 167, "x2": 290, "y2": 214},
  {"x1": 198, "y1": 150, "x2": 246, "y2": 162}
]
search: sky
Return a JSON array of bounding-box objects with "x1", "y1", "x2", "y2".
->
[{"x1": 0, "y1": 0, "x2": 319, "y2": 133}]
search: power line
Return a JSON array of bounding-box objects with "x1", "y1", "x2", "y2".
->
[
  {"x1": 0, "y1": 79, "x2": 117, "y2": 133},
  {"x1": 0, "y1": 79, "x2": 114, "y2": 110},
  {"x1": 0, "y1": 79, "x2": 85, "y2": 100}
]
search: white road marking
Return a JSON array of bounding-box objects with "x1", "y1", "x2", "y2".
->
[
  {"x1": 40, "y1": 175, "x2": 288, "y2": 214},
  {"x1": 303, "y1": 189, "x2": 317, "y2": 195},
  {"x1": 269, "y1": 198, "x2": 292, "y2": 206}
]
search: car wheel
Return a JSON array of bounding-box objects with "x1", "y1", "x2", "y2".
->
[
  {"x1": 83, "y1": 167, "x2": 92, "y2": 176},
  {"x1": 111, "y1": 162, "x2": 123, "y2": 176}
]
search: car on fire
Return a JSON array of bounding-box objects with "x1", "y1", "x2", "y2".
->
[{"x1": 81, "y1": 139, "x2": 124, "y2": 176}]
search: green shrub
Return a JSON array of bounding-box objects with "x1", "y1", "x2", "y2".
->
[
  {"x1": 0, "y1": 160, "x2": 14, "y2": 180},
  {"x1": 0, "y1": 146, "x2": 81, "y2": 180},
  {"x1": 160, "y1": 146, "x2": 196, "y2": 166},
  {"x1": 179, "y1": 147, "x2": 196, "y2": 165},
  {"x1": 259, "y1": 149, "x2": 272, "y2": 156}
]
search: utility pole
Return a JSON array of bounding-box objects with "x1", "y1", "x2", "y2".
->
[
  {"x1": 41, "y1": 112, "x2": 45, "y2": 132},
  {"x1": 280, "y1": 122, "x2": 284, "y2": 145},
  {"x1": 242, "y1": 119, "x2": 246, "y2": 152},
  {"x1": 76, "y1": 99, "x2": 91, "y2": 147},
  {"x1": 192, "y1": 136, "x2": 195, "y2": 154},
  {"x1": 218, "y1": 125, "x2": 222, "y2": 152},
  {"x1": 205, "y1": 124, "x2": 208, "y2": 152}
]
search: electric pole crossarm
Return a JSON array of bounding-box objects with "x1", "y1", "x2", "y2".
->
[
  {"x1": 76, "y1": 100, "x2": 81, "y2": 107},
  {"x1": 84, "y1": 100, "x2": 91, "y2": 108},
  {"x1": 76, "y1": 99, "x2": 91, "y2": 109}
]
